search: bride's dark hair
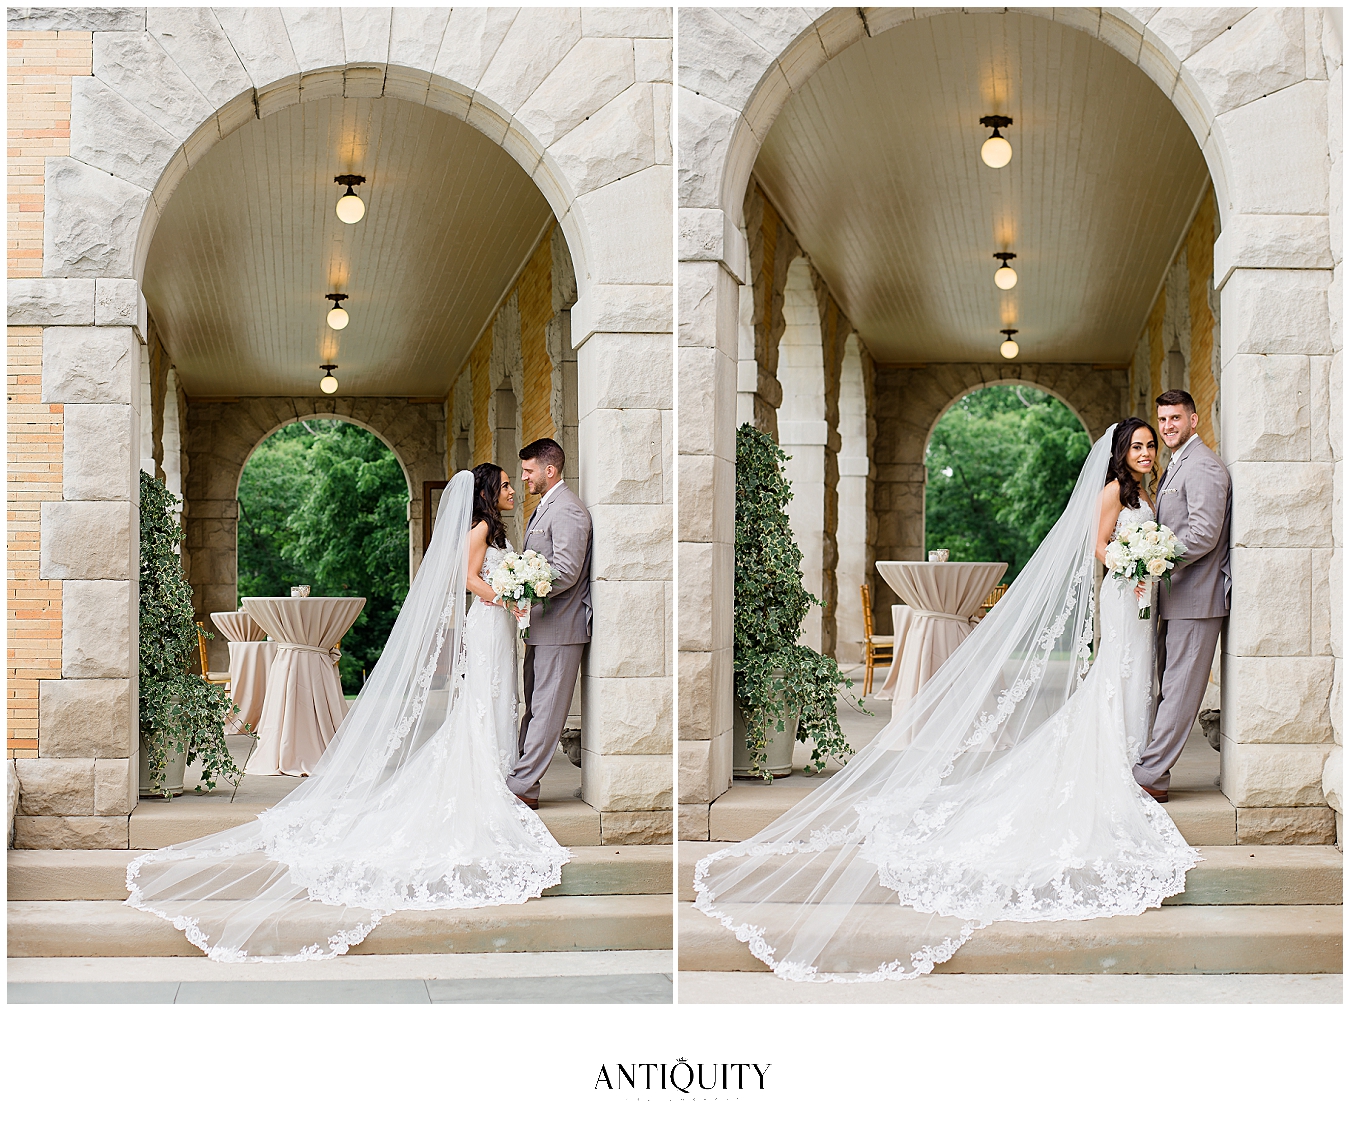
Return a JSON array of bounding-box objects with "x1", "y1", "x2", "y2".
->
[
  {"x1": 1106, "y1": 418, "x2": 1157, "y2": 509},
  {"x1": 471, "y1": 463, "x2": 509, "y2": 549}
]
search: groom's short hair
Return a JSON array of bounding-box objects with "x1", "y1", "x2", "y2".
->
[
  {"x1": 1156, "y1": 389, "x2": 1196, "y2": 413},
  {"x1": 520, "y1": 437, "x2": 566, "y2": 473}
]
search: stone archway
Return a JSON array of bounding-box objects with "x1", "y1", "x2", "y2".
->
[
  {"x1": 677, "y1": 7, "x2": 1340, "y2": 840},
  {"x1": 12, "y1": 8, "x2": 672, "y2": 843},
  {"x1": 187, "y1": 397, "x2": 445, "y2": 670}
]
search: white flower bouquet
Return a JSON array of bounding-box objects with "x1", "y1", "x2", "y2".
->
[
  {"x1": 1103, "y1": 521, "x2": 1185, "y2": 619},
  {"x1": 487, "y1": 549, "x2": 558, "y2": 636}
]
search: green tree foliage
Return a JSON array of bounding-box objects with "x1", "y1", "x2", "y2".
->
[
  {"x1": 735, "y1": 424, "x2": 857, "y2": 776},
  {"x1": 237, "y1": 421, "x2": 410, "y2": 691},
  {"x1": 925, "y1": 387, "x2": 1091, "y2": 581},
  {"x1": 139, "y1": 471, "x2": 238, "y2": 794}
]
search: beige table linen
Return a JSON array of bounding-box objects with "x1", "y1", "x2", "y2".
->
[
  {"x1": 210, "y1": 611, "x2": 273, "y2": 734},
  {"x1": 241, "y1": 596, "x2": 365, "y2": 776},
  {"x1": 874, "y1": 604, "x2": 916, "y2": 701},
  {"x1": 210, "y1": 610, "x2": 267, "y2": 643},
  {"x1": 875, "y1": 561, "x2": 1007, "y2": 717}
]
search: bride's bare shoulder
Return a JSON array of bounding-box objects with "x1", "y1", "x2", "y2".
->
[{"x1": 1100, "y1": 479, "x2": 1123, "y2": 506}]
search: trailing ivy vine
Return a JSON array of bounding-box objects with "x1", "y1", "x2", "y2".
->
[
  {"x1": 139, "y1": 471, "x2": 239, "y2": 796},
  {"x1": 734, "y1": 424, "x2": 859, "y2": 779}
]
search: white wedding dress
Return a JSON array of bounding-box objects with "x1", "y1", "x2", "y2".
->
[
  {"x1": 694, "y1": 428, "x2": 1200, "y2": 981},
  {"x1": 127, "y1": 473, "x2": 569, "y2": 961}
]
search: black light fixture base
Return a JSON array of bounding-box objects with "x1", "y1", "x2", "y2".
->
[
  {"x1": 320, "y1": 364, "x2": 339, "y2": 376},
  {"x1": 980, "y1": 115, "x2": 1013, "y2": 130},
  {"x1": 993, "y1": 252, "x2": 1016, "y2": 264},
  {"x1": 334, "y1": 175, "x2": 366, "y2": 188},
  {"x1": 325, "y1": 293, "x2": 348, "y2": 303},
  {"x1": 1000, "y1": 329, "x2": 1018, "y2": 338}
]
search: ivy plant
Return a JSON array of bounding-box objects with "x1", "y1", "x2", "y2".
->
[
  {"x1": 139, "y1": 470, "x2": 240, "y2": 797},
  {"x1": 734, "y1": 424, "x2": 861, "y2": 779}
]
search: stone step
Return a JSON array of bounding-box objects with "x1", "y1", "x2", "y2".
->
[
  {"x1": 677, "y1": 842, "x2": 1343, "y2": 905},
  {"x1": 9, "y1": 895, "x2": 674, "y2": 958},
  {"x1": 128, "y1": 774, "x2": 603, "y2": 849},
  {"x1": 677, "y1": 902, "x2": 1342, "y2": 975},
  {"x1": 8, "y1": 845, "x2": 672, "y2": 902},
  {"x1": 707, "y1": 782, "x2": 1237, "y2": 846}
]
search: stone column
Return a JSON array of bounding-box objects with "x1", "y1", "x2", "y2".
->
[
  {"x1": 1219, "y1": 269, "x2": 1338, "y2": 844},
  {"x1": 677, "y1": 208, "x2": 742, "y2": 840},
  {"x1": 835, "y1": 335, "x2": 871, "y2": 662},
  {"x1": 23, "y1": 305, "x2": 143, "y2": 848},
  {"x1": 576, "y1": 329, "x2": 674, "y2": 842}
]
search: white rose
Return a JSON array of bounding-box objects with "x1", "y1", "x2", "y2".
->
[
  {"x1": 534, "y1": 580, "x2": 551, "y2": 597},
  {"x1": 1146, "y1": 557, "x2": 1167, "y2": 577}
]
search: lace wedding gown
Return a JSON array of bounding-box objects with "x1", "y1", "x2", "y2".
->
[
  {"x1": 694, "y1": 432, "x2": 1200, "y2": 981},
  {"x1": 127, "y1": 474, "x2": 569, "y2": 962}
]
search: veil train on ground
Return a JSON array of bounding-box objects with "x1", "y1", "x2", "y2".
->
[
  {"x1": 127, "y1": 470, "x2": 568, "y2": 962},
  {"x1": 694, "y1": 427, "x2": 1199, "y2": 982}
]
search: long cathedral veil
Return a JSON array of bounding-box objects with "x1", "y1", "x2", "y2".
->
[
  {"x1": 695, "y1": 425, "x2": 1194, "y2": 981},
  {"x1": 127, "y1": 469, "x2": 530, "y2": 961}
]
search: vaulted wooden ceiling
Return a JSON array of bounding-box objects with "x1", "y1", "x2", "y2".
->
[
  {"x1": 753, "y1": 10, "x2": 1211, "y2": 365},
  {"x1": 144, "y1": 96, "x2": 554, "y2": 398}
]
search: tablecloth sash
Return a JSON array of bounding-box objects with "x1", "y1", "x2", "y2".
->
[
  {"x1": 910, "y1": 608, "x2": 975, "y2": 624},
  {"x1": 275, "y1": 641, "x2": 341, "y2": 663}
]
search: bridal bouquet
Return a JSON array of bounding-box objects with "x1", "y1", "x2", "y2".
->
[
  {"x1": 1103, "y1": 522, "x2": 1185, "y2": 619},
  {"x1": 488, "y1": 550, "x2": 557, "y2": 636}
]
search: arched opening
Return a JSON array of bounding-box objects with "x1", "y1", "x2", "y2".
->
[
  {"x1": 138, "y1": 90, "x2": 579, "y2": 671},
  {"x1": 236, "y1": 418, "x2": 412, "y2": 692},
  {"x1": 924, "y1": 385, "x2": 1091, "y2": 581},
  {"x1": 738, "y1": 9, "x2": 1209, "y2": 638}
]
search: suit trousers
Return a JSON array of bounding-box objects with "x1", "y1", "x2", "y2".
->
[
  {"x1": 1134, "y1": 616, "x2": 1222, "y2": 791},
  {"x1": 511, "y1": 642, "x2": 585, "y2": 801}
]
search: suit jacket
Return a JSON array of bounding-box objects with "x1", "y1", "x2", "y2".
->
[
  {"x1": 1155, "y1": 437, "x2": 1232, "y2": 619},
  {"x1": 521, "y1": 481, "x2": 592, "y2": 645}
]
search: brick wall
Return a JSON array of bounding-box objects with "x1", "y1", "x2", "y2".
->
[{"x1": 7, "y1": 31, "x2": 90, "y2": 759}]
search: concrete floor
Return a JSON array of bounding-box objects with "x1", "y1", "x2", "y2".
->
[
  {"x1": 8, "y1": 949, "x2": 674, "y2": 1004},
  {"x1": 678, "y1": 972, "x2": 1342, "y2": 1004}
]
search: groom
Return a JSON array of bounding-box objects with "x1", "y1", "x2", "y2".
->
[
  {"x1": 510, "y1": 438, "x2": 592, "y2": 810},
  {"x1": 1135, "y1": 389, "x2": 1232, "y2": 802}
]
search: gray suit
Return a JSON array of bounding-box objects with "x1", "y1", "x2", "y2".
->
[
  {"x1": 510, "y1": 482, "x2": 592, "y2": 800},
  {"x1": 1135, "y1": 436, "x2": 1232, "y2": 791}
]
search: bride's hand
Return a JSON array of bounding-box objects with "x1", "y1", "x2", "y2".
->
[{"x1": 1134, "y1": 581, "x2": 1148, "y2": 601}]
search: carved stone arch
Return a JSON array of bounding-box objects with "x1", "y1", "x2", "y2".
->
[{"x1": 186, "y1": 396, "x2": 446, "y2": 668}]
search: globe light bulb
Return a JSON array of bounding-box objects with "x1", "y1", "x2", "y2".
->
[
  {"x1": 994, "y1": 265, "x2": 1018, "y2": 290},
  {"x1": 327, "y1": 304, "x2": 349, "y2": 330},
  {"x1": 336, "y1": 188, "x2": 365, "y2": 224},
  {"x1": 320, "y1": 376, "x2": 339, "y2": 394},
  {"x1": 981, "y1": 132, "x2": 1012, "y2": 169},
  {"x1": 1000, "y1": 336, "x2": 1019, "y2": 359}
]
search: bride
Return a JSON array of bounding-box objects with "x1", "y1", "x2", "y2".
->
[
  {"x1": 694, "y1": 419, "x2": 1201, "y2": 982},
  {"x1": 127, "y1": 464, "x2": 570, "y2": 961}
]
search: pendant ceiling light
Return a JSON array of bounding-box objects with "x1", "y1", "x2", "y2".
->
[
  {"x1": 993, "y1": 253, "x2": 1018, "y2": 290},
  {"x1": 320, "y1": 364, "x2": 339, "y2": 394},
  {"x1": 979, "y1": 115, "x2": 1013, "y2": 169},
  {"x1": 334, "y1": 174, "x2": 366, "y2": 224},
  {"x1": 325, "y1": 293, "x2": 349, "y2": 330},
  {"x1": 999, "y1": 329, "x2": 1020, "y2": 359}
]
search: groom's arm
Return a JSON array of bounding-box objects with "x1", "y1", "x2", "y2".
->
[
  {"x1": 1173, "y1": 460, "x2": 1228, "y2": 565},
  {"x1": 547, "y1": 504, "x2": 590, "y2": 594}
]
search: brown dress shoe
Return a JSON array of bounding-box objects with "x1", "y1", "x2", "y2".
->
[
  {"x1": 516, "y1": 795, "x2": 539, "y2": 811},
  {"x1": 1140, "y1": 785, "x2": 1169, "y2": 803}
]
